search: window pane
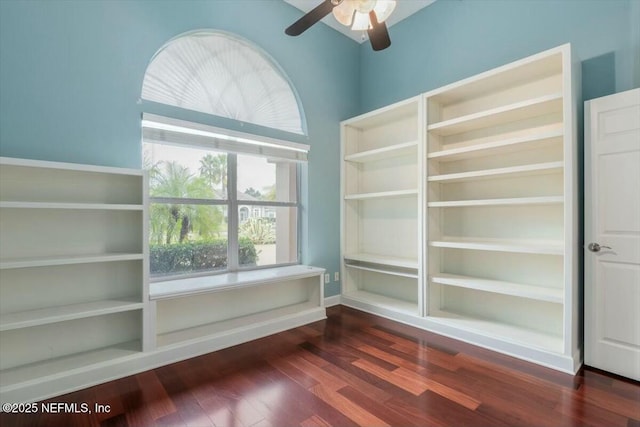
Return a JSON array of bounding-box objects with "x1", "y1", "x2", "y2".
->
[
  {"x1": 237, "y1": 154, "x2": 296, "y2": 203},
  {"x1": 239, "y1": 206, "x2": 297, "y2": 267},
  {"x1": 149, "y1": 204, "x2": 228, "y2": 276},
  {"x1": 144, "y1": 143, "x2": 228, "y2": 199}
]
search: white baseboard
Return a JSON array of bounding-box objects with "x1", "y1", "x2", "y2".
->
[{"x1": 324, "y1": 295, "x2": 341, "y2": 307}]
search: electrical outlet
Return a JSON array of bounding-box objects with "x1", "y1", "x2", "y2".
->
[
  {"x1": 334, "y1": 272, "x2": 340, "y2": 282},
  {"x1": 324, "y1": 273, "x2": 330, "y2": 284}
]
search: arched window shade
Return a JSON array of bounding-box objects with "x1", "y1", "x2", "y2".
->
[{"x1": 141, "y1": 30, "x2": 305, "y2": 135}]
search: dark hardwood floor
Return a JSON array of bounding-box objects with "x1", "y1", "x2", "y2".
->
[{"x1": 2, "y1": 305, "x2": 639, "y2": 427}]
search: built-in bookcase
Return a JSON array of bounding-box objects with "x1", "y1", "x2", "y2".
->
[
  {"x1": 424, "y1": 44, "x2": 578, "y2": 367},
  {"x1": 340, "y1": 44, "x2": 580, "y2": 372},
  {"x1": 340, "y1": 96, "x2": 424, "y2": 319},
  {"x1": 0, "y1": 157, "x2": 149, "y2": 393},
  {"x1": 0, "y1": 157, "x2": 326, "y2": 404}
]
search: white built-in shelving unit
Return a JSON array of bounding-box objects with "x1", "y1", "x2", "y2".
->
[
  {"x1": 340, "y1": 96, "x2": 423, "y2": 320},
  {"x1": 0, "y1": 156, "x2": 149, "y2": 394},
  {"x1": 0, "y1": 157, "x2": 326, "y2": 404},
  {"x1": 424, "y1": 43, "x2": 579, "y2": 367},
  {"x1": 340, "y1": 44, "x2": 580, "y2": 372}
]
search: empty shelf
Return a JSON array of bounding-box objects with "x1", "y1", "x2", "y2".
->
[
  {"x1": 428, "y1": 93, "x2": 563, "y2": 136},
  {"x1": 428, "y1": 161, "x2": 563, "y2": 183},
  {"x1": 343, "y1": 253, "x2": 419, "y2": 269},
  {"x1": 156, "y1": 302, "x2": 322, "y2": 347},
  {"x1": 429, "y1": 237, "x2": 564, "y2": 255},
  {"x1": 345, "y1": 263, "x2": 419, "y2": 279},
  {"x1": 0, "y1": 253, "x2": 144, "y2": 269},
  {"x1": 345, "y1": 141, "x2": 418, "y2": 163},
  {"x1": 0, "y1": 201, "x2": 143, "y2": 210},
  {"x1": 344, "y1": 189, "x2": 419, "y2": 200},
  {"x1": 428, "y1": 129, "x2": 563, "y2": 161},
  {"x1": 428, "y1": 196, "x2": 563, "y2": 208},
  {"x1": 0, "y1": 340, "x2": 141, "y2": 390},
  {"x1": 428, "y1": 309, "x2": 563, "y2": 353},
  {"x1": 0, "y1": 299, "x2": 143, "y2": 331},
  {"x1": 431, "y1": 273, "x2": 563, "y2": 303},
  {"x1": 342, "y1": 290, "x2": 418, "y2": 316}
]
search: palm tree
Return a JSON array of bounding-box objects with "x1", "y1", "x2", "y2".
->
[
  {"x1": 199, "y1": 153, "x2": 227, "y2": 196},
  {"x1": 150, "y1": 162, "x2": 223, "y2": 244}
]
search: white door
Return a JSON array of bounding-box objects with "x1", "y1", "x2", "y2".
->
[{"x1": 585, "y1": 88, "x2": 640, "y2": 380}]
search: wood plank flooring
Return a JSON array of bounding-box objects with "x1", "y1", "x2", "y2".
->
[{"x1": 2, "y1": 305, "x2": 639, "y2": 427}]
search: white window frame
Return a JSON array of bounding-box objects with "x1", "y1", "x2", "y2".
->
[{"x1": 143, "y1": 114, "x2": 309, "y2": 281}]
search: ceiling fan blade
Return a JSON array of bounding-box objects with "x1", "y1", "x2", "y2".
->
[
  {"x1": 367, "y1": 10, "x2": 391, "y2": 51},
  {"x1": 285, "y1": 0, "x2": 336, "y2": 36}
]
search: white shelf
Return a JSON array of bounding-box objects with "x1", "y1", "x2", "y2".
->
[
  {"x1": 430, "y1": 273, "x2": 563, "y2": 303},
  {"x1": 429, "y1": 237, "x2": 564, "y2": 255},
  {"x1": 428, "y1": 93, "x2": 563, "y2": 136},
  {"x1": 343, "y1": 253, "x2": 418, "y2": 269},
  {"x1": 428, "y1": 161, "x2": 563, "y2": 183},
  {"x1": 344, "y1": 189, "x2": 418, "y2": 200},
  {"x1": 0, "y1": 340, "x2": 141, "y2": 390},
  {"x1": 342, "y1": 290, "x2": 418, "y2": 316},
  {"x1": 0, "y1": 299, "x2": 143, "y2": 332},
  {"x1": 0, "y1": 156, "x2": 143, "y2": 176},
  {"x1": 156, "y1": 302, "x2": 320, "y2": 347},
  {"x1": 344, "y1": 141, "x2": 418, "y2": 163},
  {"x1": 0, "y1": 201, "x2": 143, "y2": 210},
  {"x1": 428, "y1": 129, "x2": 564, "y2": 161},
  {"x1": 150, "y1": 265, "x2": 324, "y2": 300},
  {"x1": 428, "y1": 196, "x2": 564, "y2": 208},
  {"x1": 341, "y1": 97, "x2": 419, "y2": 129},
  {"x1": 345, "y1": 263, "x2": 419, "y2": 279},
  {"x1": 0, "y1": 253, "x2": 144, "y2": 269},
  {"x1": 428, "y1": 309, "x2": 563, "y2": 353}
]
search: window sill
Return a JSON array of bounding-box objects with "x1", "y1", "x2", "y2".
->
[{"x1": 149, "y1": 265, "x2": 325, "y2": 301}]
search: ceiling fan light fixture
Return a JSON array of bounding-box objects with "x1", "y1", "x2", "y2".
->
[
  {"x1": 332, "y1": 0, "x2": 356, "y2": 26},
  {"x1": 351, "y1": 12, "x2": 371, "y2": 31},
  {"x1": 372, "y1": 0, "x2": 396, "y2": 23},
  {"x1": 286, "y1": 0, "x2": 392, "y2": 51},
  {"x1": 338, "y1": 0, "x2": 396, "y2": 31},
  {"x1": 354, "y1": 0, "x2": 376, "y2": 14}
]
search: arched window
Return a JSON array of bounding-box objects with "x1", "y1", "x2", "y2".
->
[
  {"x1": 141, "y1": 30, "x2": 306, "y2": 135},
  {"x1": 141, "y1": 30, "x2": 307, "y2": 277}
]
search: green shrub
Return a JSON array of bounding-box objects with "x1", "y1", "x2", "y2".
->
[
  {"x1": 239, "y1": 217, "x2": 275, "y2": 244},
  {"x1": 150, "y1": 239, "x2": 257, "y2": 275}
]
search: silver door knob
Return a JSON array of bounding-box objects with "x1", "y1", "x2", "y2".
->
[{"x1": 588, "y1": 243, "x2": 612, "y2": 252}]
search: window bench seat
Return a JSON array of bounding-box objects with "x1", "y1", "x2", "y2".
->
[
  {"x1": 147, "y1": 265, "x2": 326, "y2": 351},
  {"x1": 149, "y1": 265, "x2": 326, "y2": 300}
]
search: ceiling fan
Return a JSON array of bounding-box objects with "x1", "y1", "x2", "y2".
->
[{"x1": 285, "y1": 0, "x2": 396, "y2": 51}]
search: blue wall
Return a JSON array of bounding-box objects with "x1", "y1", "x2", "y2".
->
[
  {"x1": 0, "y1": 0, "x2": 360, "y2": 296},
  {"x1": 359, "y1": 0, "x2": 639, "y2": 111},
  {"x1": 1, "y1": 0, "x2": 637, "y2": 298}
]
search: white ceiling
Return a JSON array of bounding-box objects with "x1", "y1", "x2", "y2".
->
[{"x1": 284, "y1": 0, "x2": 437, "y2": 43}]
